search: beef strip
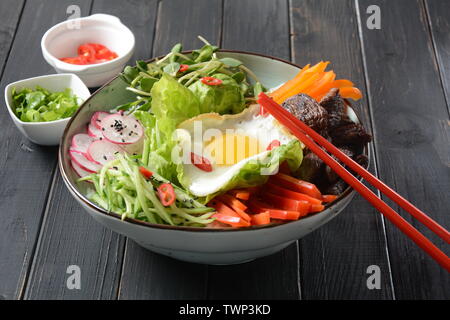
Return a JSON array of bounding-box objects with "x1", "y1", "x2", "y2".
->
[
  {"x1": 323, "y1": 179, "x2": 348, "y2": 196},
  {"x1": 282, "y1": 93, "x2": 329, "y2": 134},
  {"x1": 325, "y1": 146, "x2": 355, "y2": 183},
  {"x1": 319, "y1": 88, "x2": 346, "y2": 130},
  {"x1": 330, "y1": 122, "x2": 372, "y2": 146},
  {"x1": 297, "y1": 151, "x2": 324, "y2": 182}
]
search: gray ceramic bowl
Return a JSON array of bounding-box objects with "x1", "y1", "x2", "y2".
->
[{"x1": 59, "y1": 51, "x2": 368, "y2": 265}]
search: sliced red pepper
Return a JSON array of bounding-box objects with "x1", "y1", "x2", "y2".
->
[
  {"x1": 248, "y1": 199, "x2": 302, "y2": 220},
  {"x1": 265, "y1": 183, "x2": 323, "y2": 205},
  {"x1": 157, "y1": 183, "x2": 176, "y2": 206},
  {"x1": 228, "y1": 189, "x2": 251, "y2": 200},
  {"x1": 266, "y1": 139, "x2": 281, "y2": 151},
  {"x1": 216, "y1": 194, "x2": 250, "y2": 222},
  {"x1": 261, "y1": 192, "x2": 311, "y2": 213},
  {"x1": 310, "y1": 204, "x2": 325, "y2": 213},
  {"x1": 139, "y1": 166, "x2": 153, "y2": 179},
  {"x1": 269, "y1": 173, "x2": 322, "y2": 200},
  {"x1": 251, "y1": 211, "x2": 271, "y2": 225},
  {"x1": 322, "y1": 195, "x2": 338, "y2": 203},
  {"x1": 208, "y1": 200, "x2": 250, "y2": 227},
  {"x1": 191, "y1": 152, "x2": 213, "y2": 172},
  {"x1": 201, "y1": 77, "x2": 223, "y2": 86},
  {"x1": 179, "y1": 64, "x2": 189, "y2": 73}
]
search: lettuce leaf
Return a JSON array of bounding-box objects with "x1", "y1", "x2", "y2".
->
[
  {"x1": 150, "y1": 73, "x2": 200, "y2": 133},
  {"x1": 188, "y1": 73, "x2": 245, "y2": 115}
]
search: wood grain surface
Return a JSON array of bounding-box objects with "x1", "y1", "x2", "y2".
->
[{"x1": 0, "y1": 0, "x2": 447, "y2": 300}]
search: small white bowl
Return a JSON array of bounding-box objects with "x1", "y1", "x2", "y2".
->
[
  {"x1": 41, "y1": 14, "x2": 135, "y2": 88},
  {"x1": 5, "y1": 73, "x2": 91, "y2": 146}
]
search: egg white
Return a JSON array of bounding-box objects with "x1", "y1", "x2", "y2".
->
[{"x1": 174, "y1": 104, "x2": 300, "y2": 197}]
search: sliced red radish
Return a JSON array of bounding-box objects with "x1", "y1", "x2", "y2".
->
[
  {"x1": 70, "y1": 133, "x2": 94, "y2": 154},
  {"x1": 88, "y1": 123, "x2": 103, "y2": 139},
  {"x1": 70, "y1": 150, "x2": 101, "y2": 173},
  {"x1": 87, "y1": 140, "x2": 126, "y2": 165},
  {"x1": 101, "y1": 113, "x2": 144, "y2": 144},
  {"x1": 91, "y1": 111, "x2": 110, "y2": 130},
  {"x1": 71, "y1": 160, "x2": 92, "y2": 179}
]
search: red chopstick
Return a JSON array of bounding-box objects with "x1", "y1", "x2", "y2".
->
[{"x1": 258, "y1": 92, "x2": 450, "y2": 272}]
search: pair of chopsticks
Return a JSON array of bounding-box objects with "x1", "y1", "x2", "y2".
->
[{"x1": 258, "y1": 92, "x2": 450, "y2": 272}]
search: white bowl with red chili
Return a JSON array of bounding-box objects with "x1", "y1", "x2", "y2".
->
[{"x1": 41, "y1": 14, "x2": 135, "y2": 87}]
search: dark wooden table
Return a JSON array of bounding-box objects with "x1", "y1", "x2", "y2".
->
[{"x1": 0, "y1": 0, "x2": 448, "y2": 300}]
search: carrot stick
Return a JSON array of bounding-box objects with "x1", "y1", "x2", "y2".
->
[{"x1": 339, "y1": 87, "x2": 363, "y2": 100}]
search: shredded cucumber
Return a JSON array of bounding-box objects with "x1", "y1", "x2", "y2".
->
[{"x1": 78, "y1": 154, "x2": 215, "y2": 227}]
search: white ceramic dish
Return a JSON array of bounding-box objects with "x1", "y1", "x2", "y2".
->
[
  {"x1": 41, "y1": 14, "x2": 135, "y2": 88},
  {"x1": 59, "y1": 51, "x2": 368, "y2": 265},
  {"x1": 5, "y1": 73, "x2": 90, "y2": 146}
]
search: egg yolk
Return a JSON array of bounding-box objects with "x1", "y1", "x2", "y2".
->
[{"x1": 206, "y1": 133, "x2": 262, "y2": 166}]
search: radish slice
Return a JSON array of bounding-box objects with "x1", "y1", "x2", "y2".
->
[
  {"x1": 101, "y1": 113, "x2": 144, "y2": 144},
  {"x1": 71, "y1": 133, "x2": 94, "y2": 154},
  {"x1": 88, "y1": 123, "x2": 103, "y2": 139},
  {"x1": 87, "y1": 140, "x2": 125, "y2": 165},
  {"x1": 91, "y1": 111, "x2": 110, "y2": 130},
  {"x1": 70, "y1": 150, "x2": 101, "y2": 173},
  {"x1": 71, "y1": 160, "x2": 92, "y2": 179}
]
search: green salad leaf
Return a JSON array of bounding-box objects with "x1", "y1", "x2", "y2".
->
[
  {"x1": 150, "y1": 73, "x2": 201, "y2": 133},
  {"x1": 188, "y1": 73, "x2": 245, "y2": 115},
  {"x1": 12, "y1": 86, "x2": 81, "y2": 122}
]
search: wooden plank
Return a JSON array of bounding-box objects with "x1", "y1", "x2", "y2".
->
[
  {"x1": 358, "y1": 0, "x2": 450, "y2": 299},
  {"x1": 152, "y1": 0, "x2": 222, "y2": 57},
  {"x1": 425, "y1": 0, "x2": 450, "y2": 111},
  {"x1": 24, "y1": 0, "x2": 158, "y2": 299},
  {"x1": 0, "y1": 0, "x2": 24, "y2": 74},
  {"x1": 117, "y1": 0, "x2": 222, "y2": 300},
  {"x1": 0, "y1": 0, "x2": 91, "y2": 300},
  {"x1": 207, "y1": 0, "x2": 301, "y2": 300},
  {"x1": 290, "y1": 0, "x2": 394, "y2": 299}
]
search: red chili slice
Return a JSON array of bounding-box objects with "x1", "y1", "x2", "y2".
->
[
  {"x1": 157, "y1": 183, "x2": 176, "y2": 206},
  {"x1": 139, "y1": 166, "x2": 153, "y2": 179},
  {"x1": 179, "y1": 64, "x2": 189, "y2": 73},
  {"x1": 191, "y1": 152, "x2": 213, "y2": 172},
  {"x1": 266, "y1": 139, "x2": 281, "y2": 151},
  {"x1": 201, "y1": 77, "x2": 223, "y2": 86},
  {"x1": 78, "y1": 44, "x2": 96, "y2": 62}
]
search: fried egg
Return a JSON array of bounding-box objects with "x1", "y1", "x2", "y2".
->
[{"x1": 174, "y1": 104, "x2": 302, "y2": 197}]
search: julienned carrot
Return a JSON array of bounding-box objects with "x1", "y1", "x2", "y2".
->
[
  {"x1": 310, "y1": 204, "x2": 325, "y2": 213},
  {"x1": 262, "y1": 192, "x2": 311, "y2": 213},
  {"x1": 270, "y1": 61, "x2": 329, "y2": 102},
  {"x1": 270, "y1": 173, "x2": 322, "y2": 200},
  {"x1": 251, "y1": 211, "x2": 271, "y2": 225},
  {"x1": 303, "y1": 71, "x2": 336, "y2": 99},
  {"x1": 314, "y1": 79, "x2": 354, "y2": 101}
]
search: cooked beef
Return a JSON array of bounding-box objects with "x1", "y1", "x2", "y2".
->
[
  {"x1": 282, "y1": 94, "x2": 328, "y2": 134},
  {"x1": 281, "y1": 89, "x2": 372, "y2": 196},
  {"x1": 298, "y1": 151, "x2": 324, "y2": 182},
  {"x1": 323, "y1": 179, "x2": 348, "y2": 195},
  {"x1": 325, "y1": 146, "x2": 355, "y2": 183},
  {"x1": 319, "y1": 88, "x2": 346, "y2": 129},
  {"x1": 330, "y1": 122, "x2": 372, "y2": 146}
]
